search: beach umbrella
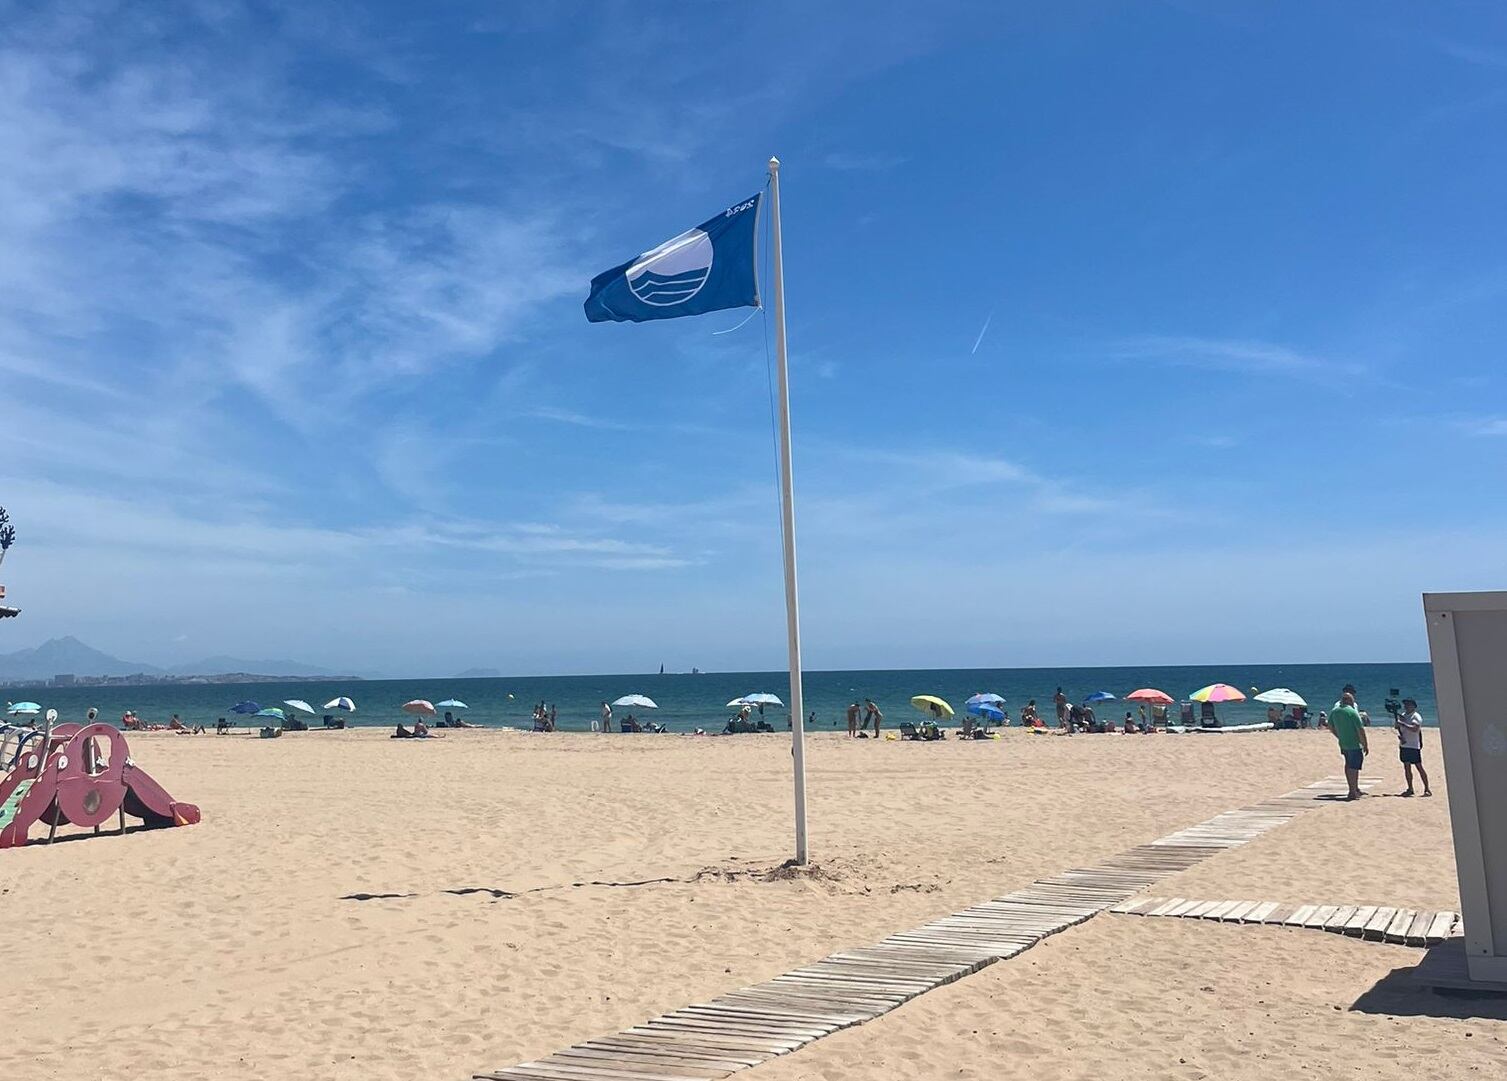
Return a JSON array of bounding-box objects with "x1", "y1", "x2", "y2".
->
[
  {"x1": 965, "y1": 693, "x2": 1004, "y2": 708},
  {"x1": 725, "y1": 697, "x2": 752, "y2": 708},
  {"x1": 974, "y1": 703, "x2": 1005, "y2": 722},
  {"x1": 322, "y1": 697, "x2": 356, "y2": 712},
  {"x1": 230, "y1": 700, "x2": 262, "y2": 715},
  {"x1": 1125, "y1": 688, "x2": 1174, "y2": 705},
  {"x1": 401, "y1": 699, "x2": 437, "y2": 716},
  {"x1": 1083, "y1": 691, "x2": 1117, "y2": 704},
  {"x1": 1190, "y1": 683, "x2": 1247, "y2": 703},
  {"x1": 5, "y1": 701, "x2": 41, "y2": 716},
  {"x1": 910, "y1": 695, "x2": 954, "y2": 719},
  {"x1": 1254, "y1": 688, "x2": 1307, "y2": 707},
  {"x1": 742, "y1": 692, "x2": 784, "y2": 706},
  {"x1": 435, "y1": 699, "x2": 469, "y2": 710},
  {"x1": 282, "y1": 699, "x2": 316, "y2": 715},
  {"x1": 254, "y1": 707, "x2": 285, "y2": 720},
  {"x1": 612, "y1": 694, "x2": 658, "y2": 709}
]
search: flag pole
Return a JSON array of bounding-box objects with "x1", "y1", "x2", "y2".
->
[{"x1": 767, "y1": 157, "x2": 808, "y2": 866}]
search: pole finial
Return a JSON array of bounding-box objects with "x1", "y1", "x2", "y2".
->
[{"x1": 768, "y1": 156, "x2": 781, "y2": 172}]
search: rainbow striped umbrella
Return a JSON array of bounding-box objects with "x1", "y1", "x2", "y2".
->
[{"x1": 1190, "y1": 683, "x2": 1247, "y2": 703}]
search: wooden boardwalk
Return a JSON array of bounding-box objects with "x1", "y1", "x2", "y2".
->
[
  {"x1": 1110, "y1": 896, "x2": 1459, "y2": 946},
  {"x1": 474, "y1": 776, "x2": 1371, "y2": 1081}
]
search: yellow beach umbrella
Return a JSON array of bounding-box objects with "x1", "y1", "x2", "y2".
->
[
  {"x1": 1190, "y1": 683, "x2": 1246, "y2": 703},
  {"x1": 910, "y1": 695, "x2": 954, "y2": 719}
]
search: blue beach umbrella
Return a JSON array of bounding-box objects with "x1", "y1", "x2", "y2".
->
[
  {"x1": 254, "y1": 707, "x2": 285, "y2": 720},
  {"x1": 975, "y1": 703, "x2": 1005, "y2": 723},
  {"x1": 436, "y1": 699, "x2": 469, "y2": 710},
  {"x1": 230, "y1": 701, "x2": 262, "y2": 715},
  {"x1": 965, "y1": 693, "x2": 1005, "y2": 708},
  {"x1": 6, "y1": 701, "x2": 42, "y2": 716},
  {"x1": 1083, "y1": 691, "x2": 1117, "y2": 704}
]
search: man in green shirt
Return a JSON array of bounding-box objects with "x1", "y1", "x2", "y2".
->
[{"x1": 1329, "y1": 690, "x2": 1369, "y2": 799}]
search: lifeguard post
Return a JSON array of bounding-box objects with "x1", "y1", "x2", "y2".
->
[{"x1": 1424, "y1": 591, "x2": 1507, "y2": 986}]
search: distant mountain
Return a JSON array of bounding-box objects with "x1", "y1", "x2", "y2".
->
[
  {"x1": 0, "y1": 636, "x2": 163, "y2": 680},
  {"x1": 0, "y1": 636, "x2": 357, "y2": 682},
  {"x1": 453, "y1": 667, "x2": 502, "y2": 679},
  {"x1": 166, "y1": 656, "x2": 344, "y2": 678}
]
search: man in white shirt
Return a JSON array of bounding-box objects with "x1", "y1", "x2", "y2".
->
[{"x1": 1394, "y1": 697, "x2": 1432, "y2": 798}]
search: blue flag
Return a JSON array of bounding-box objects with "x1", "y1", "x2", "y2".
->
[{"x1": 585, "y1": 193, "x2": 761, "y2": 323}]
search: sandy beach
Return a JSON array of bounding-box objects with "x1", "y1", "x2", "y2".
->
[{"x1": 7, "y1": 727, "x2": 1500, "y2": 1080}]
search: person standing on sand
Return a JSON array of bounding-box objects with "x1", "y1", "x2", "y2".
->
[
  {"x1": 846, "y1": 701, "x2": 860, "y2": 737},
  {"x1": 1329, "y1": 690, "x2": 1369, "y2": 800},
  {"x1": 1054, "y1": 687, "x2": 1070, "y2": 734},
  {"x1": 1395, "y1": 697, "x2": 1432, "y2": 797},
  {"x1": 864, "y1": 699, "x2": 882, "y2": 740},
  {"x1": 600, "y1": 701, "x2": 612, "y2": 733}
]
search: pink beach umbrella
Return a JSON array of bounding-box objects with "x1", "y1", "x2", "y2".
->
[
  {"x1": 1189, "y1": 684, "x2": 1247, "y2": 703},
  {"x1": 401, "y1": 699, "x2": 437, "y2": 716},
  {"x1": 1125, "y1": 688, "x2": 1174, "y2": 705}
]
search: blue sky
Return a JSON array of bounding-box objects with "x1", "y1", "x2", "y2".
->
[{"x1": 2, "y1": 1, "x2": 1505, "y2": 675}]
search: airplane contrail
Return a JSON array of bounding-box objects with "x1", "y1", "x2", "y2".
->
[{"x1": 970, "y1": 308, "x2": 995, "y2": 355}]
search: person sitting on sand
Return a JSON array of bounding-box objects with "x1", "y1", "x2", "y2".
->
[
  {"x1": 122, "y1": 710, "x2": 141, "y2": 730},
  {"x1": 414, "y1": 719, "x2": 431, "y2": 737},
  {"x1": 393, "y1": 724, "x2": 414, "y2": 738},
  {"x1": 1123, "y1": 710, "x2": 1138, "y2": 733},
  {"x1": 216, "y1": 717, "x2": 230, "y2": 735}
]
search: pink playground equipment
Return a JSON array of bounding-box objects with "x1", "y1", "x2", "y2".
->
[{"x1": 0, "y1": 712, "x2": 201, "y2": 848}]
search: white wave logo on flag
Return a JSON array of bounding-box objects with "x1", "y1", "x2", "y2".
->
[{"x1": 625, "y1": 227, "x2": 714, "y2": 306}]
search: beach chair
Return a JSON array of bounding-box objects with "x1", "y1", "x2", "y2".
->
[{"x1": 898, "y1": 721, "x2": 919, "y2": 741}]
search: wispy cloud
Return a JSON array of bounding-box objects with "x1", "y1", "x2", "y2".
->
[
  {"x1": 527, "y1": 406, "x2": 635, "y2": 431},
  {"x1": 1434, "y1": 39, "x2": 1507, "y2": 69},
  {"x1": 1107, "y1": 335, "x2": 1366, "y2": 382},
  {"x1": 1459, "y1": 417, "x2": 1507, "y2": 437}
]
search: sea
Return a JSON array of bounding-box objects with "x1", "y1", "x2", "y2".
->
[{"x1": 4, "y1": 662, "x2": 1435, "y2": 733}]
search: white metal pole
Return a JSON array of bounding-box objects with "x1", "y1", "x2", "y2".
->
[{"x1": 767, "y1": 157, "x2": 808, "y2": 865}]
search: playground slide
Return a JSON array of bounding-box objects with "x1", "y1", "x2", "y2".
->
[
  {"x1": 0, "y1": 724, "x2": 200, "y2": 848},
  {"x1": 0, "y1": 778, "x2": 32, "y2": 833},
  {"x1": 122, "y1": 765, "x2": 201, "y2": 828}
]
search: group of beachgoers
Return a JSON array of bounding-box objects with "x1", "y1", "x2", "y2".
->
[
  {"x1": 594, "y1": 701, "x2": 666, "y2": 734},
  {"x1": 1321, "y1": 684, "x2": 1432, "y2": 801}
]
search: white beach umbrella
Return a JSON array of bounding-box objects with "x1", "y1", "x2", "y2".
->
[
  {"x1": 283, "y1": 699, "x2": 316, "y2": 715},
  {"x1": 612, "y1": 694, "x2": 658, "y2": 709},
  {"x1": 401, "y1": 699, "x2": 437, "y2": 716},
  {"x1": 1253, "y1": 688, "x2": 1307, "y2": 707},
  {"x1": 322, "y1": 697, "x2": 356, "y2": 712},
  {"x1": 741, "y1": 693, "x2": 784, "y2": 707}
]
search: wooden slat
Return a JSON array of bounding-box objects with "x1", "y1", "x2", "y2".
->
[
  {"x1": 1364, "y1": 907, "x2": 1398, "y2": 939},
  {"x1": 1424, "y1": 912, "x2": 1457, "y2": 944},
  {"x1": 1385, "y1": 909, "x2": 1417, "y2": 943},
  {"x1": 473, "y1": 774, "x2": 1361, "y2": 1081}
]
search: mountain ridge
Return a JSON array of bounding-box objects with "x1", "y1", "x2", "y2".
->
[{"x1": 0, "y1": 636, "x2": 354, "y2": 681}]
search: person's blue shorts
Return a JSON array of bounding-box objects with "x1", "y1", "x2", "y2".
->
[
  {"x1": 1342, "y1": 748, "x2": 1364, "y2": 771},
  {"x1": 1400, "y1": 747, "x2": 1422, "y2": 765}
]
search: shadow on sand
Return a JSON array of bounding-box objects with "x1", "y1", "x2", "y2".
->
[{"x1": 1352, "y1": 941, "x2": 1507, "y2": 1021}]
